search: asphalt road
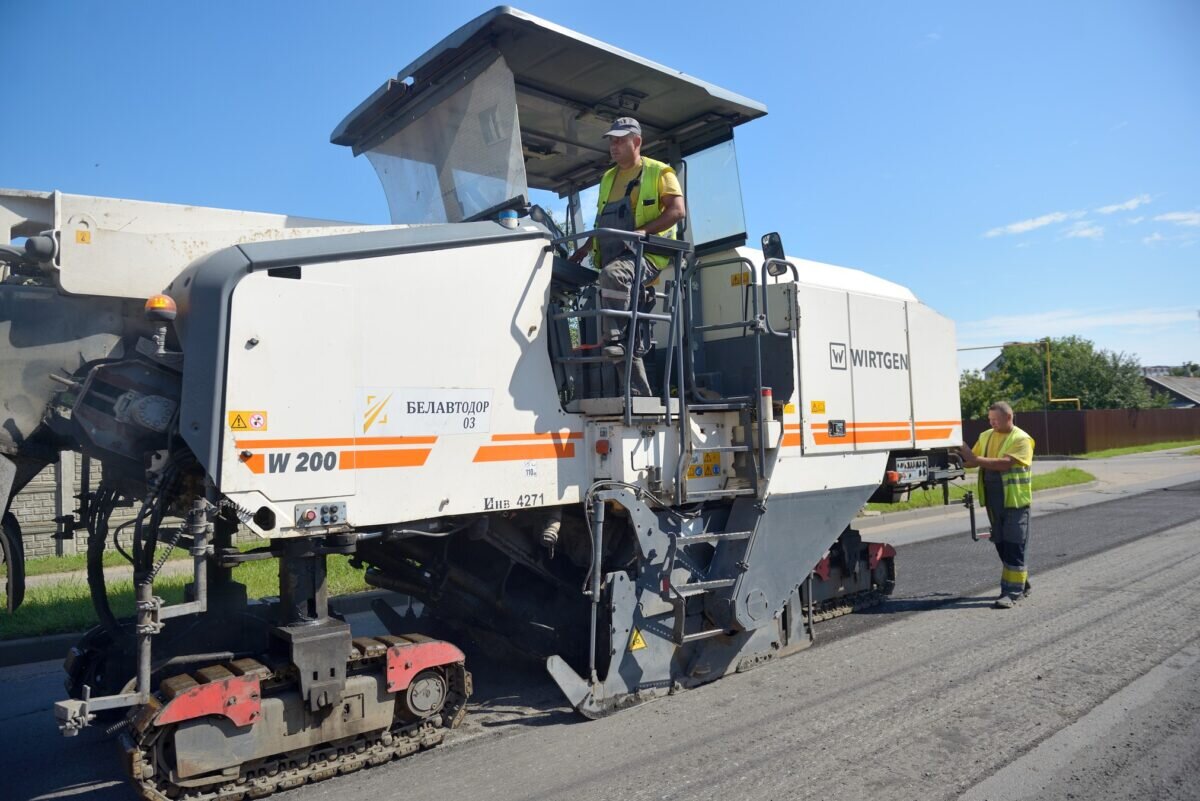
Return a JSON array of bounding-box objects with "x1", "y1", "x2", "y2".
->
[{"x1": 4, "y1": 478, "x2": 1200, "y2": 801}]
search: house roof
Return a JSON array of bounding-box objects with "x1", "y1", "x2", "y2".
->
[{"x1": 1145, "y1": 375, "x2": 1200, "y2": 405}]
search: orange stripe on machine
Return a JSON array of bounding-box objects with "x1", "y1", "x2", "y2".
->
[
  {"x1": 780, "y1": 419, "x2": 958, "y2": 448},
  {"x1": 474, "y1": 442, "x2": 577, "y2": 462},
  {"x1": 340, "y1": 449, "x2": 432, "y2": 469},
  {"x1": 489, "y1": 432, "x2": 583, "y2": 442},
  {"x1": 236, "y1": 436, "x2": 436, "y2": 473}
]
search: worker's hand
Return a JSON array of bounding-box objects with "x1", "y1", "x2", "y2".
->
[
  {"x1": 958, "y1": 444, "x2": 978, "y2": 467},
  {"x1": 568, "y1": 242, "x2": 590, "y2": 264}
]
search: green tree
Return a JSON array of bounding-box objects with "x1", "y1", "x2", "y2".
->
[
  {"x1": 1169, "y1": 361, "x2": 1200, "y2": 377},
  {"x1": 959, "y1": 369, "x2": 1004, "y2": 420},
  {"x1": 960, "y1": 336, "x2": 1159, "y2": 419}
]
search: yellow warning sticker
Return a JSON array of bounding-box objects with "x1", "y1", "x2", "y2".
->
[
  {"x1": 75, "y1": 229, "x2": 92, "y2": 244},
  {"x1": 784, "y1": 403, "x2": 796, "y2": 414},
  {"x1": 687, "y1": 451, "x2": 722, "y2": 480},
  {"x1": 730, "y1": 270, "x2": 751, "y2": 287},
  {"x1": 810, "y1": 400, "x2": 826, "y2": 414},
  {"x1": 228, "y1": 411, "x2": 268, "y2": 431},
  {"x1": 629, "y1": 628, "x2": 647, "y2": 651}
]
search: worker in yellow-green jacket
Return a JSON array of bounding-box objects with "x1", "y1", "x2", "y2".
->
[
  {"x1": 959, "y1": 401, "x2": 1034, "y2": 609},
  {"x1": 569, "y1": 117, "x2": 686, "y2": 397}
]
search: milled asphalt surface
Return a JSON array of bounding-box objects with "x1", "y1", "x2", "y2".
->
[{"x1": 1, "y1": 447, "x2": 1197, "y2": 801}]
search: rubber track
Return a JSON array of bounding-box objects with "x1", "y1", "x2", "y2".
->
[{"x1": 123, "y1": 635, "x2": 471, "y2": 801}]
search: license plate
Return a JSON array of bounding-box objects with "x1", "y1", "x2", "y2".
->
[{"x1": 895, "y1": 457, "x2": 928, "y2": 483}]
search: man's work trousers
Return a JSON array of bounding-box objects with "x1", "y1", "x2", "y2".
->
[
  {"x1": 987, "y1": 504, "x2": 1030, "y2": 600},
  {"x1": 598, "y1": 255, "x2": 654, "y2": 397}
]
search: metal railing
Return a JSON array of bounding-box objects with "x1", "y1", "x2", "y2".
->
[
  {"x1": 548, "y1": 237, "x2": 799, "y2": 506},
  {"x1": 550, "y1": 228, "x2": 690, "y2": 426}
]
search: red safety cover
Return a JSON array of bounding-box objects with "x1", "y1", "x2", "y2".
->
[
  {"x1": 866, "y1": 542, "x2": 897, "y2": 570},
  {"x1": 155, "y1": 675, "x2": 262, "y2": 728},
  {"x1": 386, "y1": 640, "x2": 466, "y2": 693},
  {"x1": 812, "y1": 557, "x2": 832, "y2": 581}
]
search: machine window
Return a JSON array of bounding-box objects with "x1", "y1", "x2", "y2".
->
[
  {"x1": 365, "y1": 57, "x2": 529, "y2": 224},
  {"x1": 684, "y1": 139, "x2": 747, "y2": 248}
]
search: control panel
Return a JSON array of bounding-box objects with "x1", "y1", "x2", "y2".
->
[{"x1": 293, "y1": 502, "x2": 348, "y2": 529}]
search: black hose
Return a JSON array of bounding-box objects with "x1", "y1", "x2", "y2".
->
[
  {"x1": 87, "y1": 487, "x2": 120, "y2": 634},
  {"x1": 111, "y1": 518, "x2": 135, "y2": 565},
  {"x1": 133, "y1": 464, "x2": 176, "y2": 581}
]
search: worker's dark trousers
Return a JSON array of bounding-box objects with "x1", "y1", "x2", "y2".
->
[
  {"x1": 598, "y1": 255, "x2": 654, "y2": 397},
  {"x1": 987, "y1": 503, "x2": 1030, "y2": 600}
]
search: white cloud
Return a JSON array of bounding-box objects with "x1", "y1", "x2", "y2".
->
[
  {"x1": 1128, "y1": 216, "x2": 1145, "y2": 224},
  {"x1": 1143, "y1": 232, "x2": 1164, "y2": 245},
  {"x1": 1155, "y1": 211, "x2": 1200, "y2": 227},
  {"x1": 1065, "y1": 221, "x2": 1103, "y2": 239},
  {"x1": 985, "y1": 210, "x2": 1084, "y2": 238},
  {"x1": 1096, "y1": 194, "x2": 1151, "y2": 214},
  {"x1": 958, "y1": 307, "x2": 1199, "y2": 346}
]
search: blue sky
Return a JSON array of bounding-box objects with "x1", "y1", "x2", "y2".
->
[{"x1": 3, "y1": 1, "x2": 1197, "y2": 372}]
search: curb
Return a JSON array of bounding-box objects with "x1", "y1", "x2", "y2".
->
[
  {"x1": 0, "y1": 589, "x2": 395, "y2": 669},
  {"x1": 0, "y1": 631, "x2": 81, "y2": 669}
]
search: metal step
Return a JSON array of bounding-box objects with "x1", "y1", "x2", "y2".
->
[
  {"x1": 687, "y1": 401, "x2": 751, "y2": 412},
  {"x1": 676, "y1": 530, "x2": 753, "y2": 544},
  {"x1": 672, "y1": 578, "x2": 736, "y2": 597},
  {"x1": 573, "y1": 396, "x2": 680, "y2": 416},
  {"x1": 684, "y1": 488, "x2": 756, "y2": 500}
]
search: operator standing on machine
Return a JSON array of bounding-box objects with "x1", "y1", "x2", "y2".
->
[{"x1": 569, "y1": 117, "x2": 686, "y2": 396}]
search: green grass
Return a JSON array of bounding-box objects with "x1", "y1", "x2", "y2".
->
[
  {"x1": 11, "y1": 533, "x2": 275, "y2": 579},
  {"x1": 17, "y1": 547, "x2": 191, "y2": 578},
  {"x1": 1080, "y1": 439, "x2": 1200, "y2": 459},
  {"x1": 0, "y1": 554, "x2": 371, "y2": 641},
  {"x1": 1186, "y1": 448, "x2": 1200, "y2": 456},
  {"x1": 865, "y1": 466, "x2": 1096, "y2": 513},
  {"x1": 1029, "y1": 467, "x2": 1095, "y2": 490}
]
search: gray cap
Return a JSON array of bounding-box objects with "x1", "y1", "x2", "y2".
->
[{"x1": 602, "y1": 117, "x2": 642, "y2": 138}]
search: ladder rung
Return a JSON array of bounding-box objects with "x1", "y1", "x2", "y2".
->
[
  {"x1": 677, "y1": 530, "x2": 753, "y2": 543},
  {"x1": 691, "y1": 445, "x2": 750, "y2": 453},
  {"x1": 673, "y1": 579, "x2": 736, "y2": 597},
  {"x1": 554, "y1": 355, "x2": 623, "y2": 364},
  {"x1": 684, "y1": 489, "x2": 756, "y2": 500}
]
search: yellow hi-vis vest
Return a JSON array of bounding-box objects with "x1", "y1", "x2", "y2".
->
[
  {"x1": 974, "y1": 427, "x2": 1035, "y2": 509},
  {"x1": 593, "y1": 156, "x2": 677, "y2": 270}
]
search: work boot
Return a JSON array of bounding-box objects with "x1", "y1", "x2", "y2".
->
[
  {"x1": 602, "y1": 341, "x2": 625, "y2": 359},
  {"x1": 992, "y1": 595, "x2": 1016, "y2": 610},
  {"x1": 1023, "y1": 579, "x2": 1032, "y2": 598}
]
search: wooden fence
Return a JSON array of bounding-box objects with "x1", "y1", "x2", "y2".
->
[{"x1": 963, "y1": 408, "x2": 1200, "y2": 456}]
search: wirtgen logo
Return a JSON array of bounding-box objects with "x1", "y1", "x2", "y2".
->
[{"x1": 829, "y1": 342, "x2": 847, "y2": 370}]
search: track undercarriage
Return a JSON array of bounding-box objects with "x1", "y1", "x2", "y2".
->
[
  {"x1": 50, "y1": 474, "x2": 472, "y2": 801},
  {"x1": 122, "y1": 641, "x2": 470, "y2": 801}
]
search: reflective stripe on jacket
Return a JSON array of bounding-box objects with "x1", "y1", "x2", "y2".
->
[
  {"x1": 593, "y1": 156, "x2": 677, "y2": 269},
  {"x1": 974, "y1": 427, "x2": 1034, "y2": 509}
]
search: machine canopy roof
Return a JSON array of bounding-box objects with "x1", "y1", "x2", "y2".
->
[{"x1": 331, "y1": 6, "x2": 767, "y2": 194}]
